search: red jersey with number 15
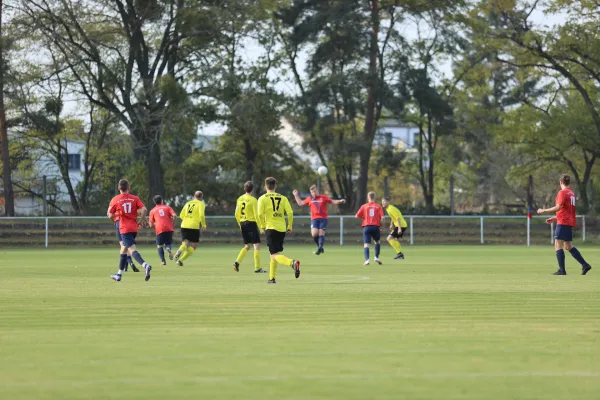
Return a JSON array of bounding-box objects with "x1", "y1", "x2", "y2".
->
[
  {"x1": 149, "y1": 204, "x2": 176, "y2": 235},
  {"x1": 355, "y1": 202, "x2": 385, "y2": 227},
  {"x1": 108, "y1": 194, "x2": 145, "y2": 234},
  {"x1": 556, "y1": 188, "x2": 576, "y2": 227}
]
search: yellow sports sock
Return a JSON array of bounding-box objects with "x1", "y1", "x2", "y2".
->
[
  {"x1": 275, "y1": 254, "x2": 293, "y2": 267},
  {"x1": 397, "y1": 241, "x2": 402, "y2": 253},
  {"x1": 178, "y1": 243, "x2": 187, "y2": 255},
  {"x1": 180, "y1": 247, "x2": 195, "y2": 261},
  {"x1": 390, "y1": 240, "x2": 401, "y2": 253},
  {"x1": 254, "y1": 250, "x2": 261, "y2": 270},
  {"x1": 269, "y1": 258, "x2": 278, "y2": 280},
  {"x1": 236, "y1": 247, "x2": 248, "y2": 263}
]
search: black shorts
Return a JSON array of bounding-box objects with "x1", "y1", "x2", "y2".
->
[
  {"x1": 181, "y1": 228, "x2": 200, "y2": 243},
  {"x1": 241, "y1": 221, "x2": 260, "y2": 244},
  {"x1": 390, "y1": 226, "x2": 407, "y2": 239},
  {"x1": 156, "y1": 231, "x2": 173, "y2": 246},
  {"x1": 265, "y1": 229, "x2": 286, "y2": 255}
]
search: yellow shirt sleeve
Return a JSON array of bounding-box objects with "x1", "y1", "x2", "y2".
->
[
  {"x1": 254, "y1": 198, "x2": 263, "y2": 230},
  {"x1": 234, "y1": 197, "x2": 242, "y2": 227},
  {"x1": 257, "y1": 196, "x2": 266, "y2": 229},
  {"x1": 284, "y1": 197, "x2": 293, "y2": 230},
  {"x1": 199, "y1": 201, "x2": 206, "y2": 228}
]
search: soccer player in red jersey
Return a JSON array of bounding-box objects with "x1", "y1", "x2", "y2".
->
[
  {"x1": 292, "y1": 185, "x2": 346, "y2": 255},
  {"x1": 107, "y1": 179, "x2": 153, "y2": 281},
  {"x1": 107, "y1": 196, "x2": 139, "y2": 273},
  {"x1": 537, "y1": 174, "x2": 591, "y2": 275},
  {"x1": 355, "y1": 191, "x2": 385, "y2": 266},
  {"x1": 148, "y1": 195, "x2": 177, "y2": 266}
]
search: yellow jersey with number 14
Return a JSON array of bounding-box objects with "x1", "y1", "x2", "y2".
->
[
  {"x1": 257, "y1": 192, "x2": 293, "y2": 233},
  {"x1": 180, "y1": 199, "x2": 206, "y2": 229}
]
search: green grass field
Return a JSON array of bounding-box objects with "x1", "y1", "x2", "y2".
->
[{"x1": 1, "y1": 244, "x2": 599, "y2": 399}]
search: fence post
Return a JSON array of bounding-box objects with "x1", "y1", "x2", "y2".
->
[
  {"x1": 339, "y1": 216, "x2": 344, "y2": 246},
  {"x1": 409, "y1": 217, "x2": 414, "y2": 245},
  {"x1": 527, "y1": 216, "x2": 531, "y2": 247},
  {"x1": 551, "y1": 222, "x2": 554, "y2": 244},
  {"x1": 480, "y1": 216, "x2": 484, "y2": 244},
  {"x1": 582, "y1": 215, "x2": 586, "y2": 241},
  {"x1": 45, "y1": 218, "x2": 49, "y2": 248}
]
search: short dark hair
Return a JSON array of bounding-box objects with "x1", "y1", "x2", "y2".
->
[
  {"x1": 153, "y1": 195, "x2": 163, "y2": 205},
  {"x1": 194, "y1": 191, "x2": 203, "y2": 200},
  {"x1": 309, "y1": 184, "x2": 317, "y2": 191},
  {"x1": 368, "y1": 191, "x2": 376, "y2": 201},
  {"x1": 244, "y1": 181, "x2": 254, "y2": 193},
  {"x1": 383, "y1": 196, "x2": 390, "y2": 202},
  {"x1": 265, "y1": 177, "x2": 277, "y2": 190},
  {"x1": 118, "y1": 179, "x2": 129, "y2": 192},
  {"x1": 560, "y1": 174, "x2": 571, "y2": 186}
]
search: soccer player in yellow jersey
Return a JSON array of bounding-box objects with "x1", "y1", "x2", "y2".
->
[
  {"x1": 257, "y1": 177, "x2": 300, "y2": 284},
  {"x1": 382, "y1": 197, "x2": 407, "y2": 260},
  {"x1": 173, "y1": 191, "x2": 207, "y2": 266},
  {"x1": 233, "y1": 181, "x2": 266, "y2": 273}
]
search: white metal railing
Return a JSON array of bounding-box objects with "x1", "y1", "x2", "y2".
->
[{"x1": 0, "y1": 214, "x2": 587, "y2": 248}]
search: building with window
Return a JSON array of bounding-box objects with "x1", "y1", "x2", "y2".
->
[{"x1": 2, "y1": 141, "x2": 86, "y2": 215}]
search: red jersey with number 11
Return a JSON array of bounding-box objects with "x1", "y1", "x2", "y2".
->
[
  {"x1": 108, "y1": 194, "x2": 144, "y2": 234},
  {"x1": 556, "y1": 188, "x2": 576, "y2": 227},
  {"x1": 355, "y1": 202, "x2": 385, "y2": 227}
]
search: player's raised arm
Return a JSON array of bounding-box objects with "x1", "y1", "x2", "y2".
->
[
  {"x1": 332, "y1": 198, "x2": 346, "y2": 205},
  {"x1": 284, "y1": 196, "x2": 294, "y2": 233},
  {"x1": 292, "y1": 189, "x2": 305, "y2": 207}
]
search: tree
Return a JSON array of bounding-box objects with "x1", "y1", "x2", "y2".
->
[
  {"x1": 16, "y1": 0, "x2": 221, "y2": 204},
  {"x1": 0, "y1": 0, "x2": 14, "y2": 215}
]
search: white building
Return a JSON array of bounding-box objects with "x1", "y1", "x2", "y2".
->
[
  {"x1": 376, "y1": 119, "x2": 420, "y2": 150},
  {"x1": 7, "y1": 141, "x2": 85, "y2": 215}
]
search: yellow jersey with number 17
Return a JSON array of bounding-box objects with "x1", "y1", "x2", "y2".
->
[
  {"x1": 179, "y1": 199, "x2": 206, "y2": 229},
  {"x1": 257, "y1": 192, "x2": 293, "y2": 233}
]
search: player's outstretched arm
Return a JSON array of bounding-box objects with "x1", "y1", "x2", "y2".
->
[
  {"x1": 292, "y1": 190, "x2": 305, "y2": 207},
  {"x1": 332, "y1": 199, "x2": 346, "y2": 205}
]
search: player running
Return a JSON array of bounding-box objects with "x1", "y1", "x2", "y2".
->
[
  {"x1": 107, "y1": 179, "x2": 152, "y2": 281},
  {"x1": 173, "y1": 191, "x2": 207, "y2": 267},
  {"x1": 148, "y1": 195, "x2": 177, "y2": 266},
  {"x1": 233, "y1": 181, "x2": 266, "y2": 273},
  {"x1": 292, "y1": 185, "x2": 345, "y2": 255},
  {"x1": 257, "y1": 177, "x2": 300, "y2": 284},
  {"x1": 381, "y1": 196, "x2": 408, "y2": 260},
  {"x1": 108, "y1": 193, "x2": 139, "y2": 273},
  {"x1": 355, "y1": 192, "x2": 385, "y2": 266},
  {"x1": 537, "y1": 174, "x2": 592, "y2": 275}
]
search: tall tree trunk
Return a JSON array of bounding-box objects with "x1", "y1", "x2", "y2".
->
[
  {"x1": 146, "y1": 139, "x2": 164, "y2": 204},
  {"x1": 0, "y1": 0, "x2": 14, "y2": 216},
  {"x1": 358, "y1": 0, "x2": 379, "y2": 209}
]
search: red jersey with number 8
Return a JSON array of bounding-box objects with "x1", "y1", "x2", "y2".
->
[
  {"x1": 109, "y1": 194, "x2": 145, "y2": 234},
  {"x1": 355, "y1": 202, "x2": 385, "y2": 227},
  {"x1": 556, "y1": 188, "x2": 576, "y2": 227}
]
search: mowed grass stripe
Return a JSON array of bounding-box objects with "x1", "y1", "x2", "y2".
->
[{"x1": 0, "y1": 245, "x2": 599, "y2": 399}]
